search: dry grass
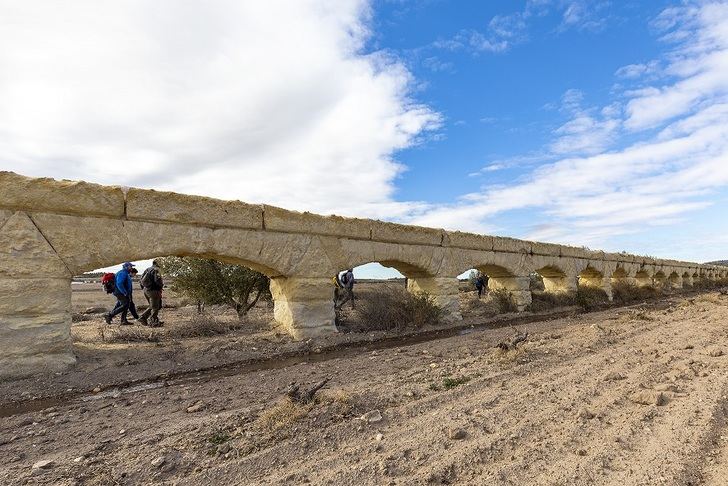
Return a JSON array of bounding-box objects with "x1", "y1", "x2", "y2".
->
[
  {"x1": 256, "y1": 398, "x2": 314, "y2": 432},
  {"x1": 340, "y1": 287, "x2": 442, "y2": 332},
  {"x1": 611, "y1": 282, "x2": 661, "y2": 305},
  {"x1": 99, "y1": 325, "x2": 161, "y2": 343},
  {"x1": 528, "y1": 291, "x2": 577, "y2": 312},
  {"x1": 167, "y1": 313, "x2": 245, "y2": 338},
  {"x1": 575, "y1": 286, "x2": 610, "y2": 311}
]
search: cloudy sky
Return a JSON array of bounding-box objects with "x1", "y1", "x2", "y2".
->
[{"x1": 2, "y1": 0, "x2": 727, "y2": 274}]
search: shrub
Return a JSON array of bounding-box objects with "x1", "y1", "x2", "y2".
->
[
  {"x1": 167, "y1": 314, "x2": 244, "y2": 339},
  {"x1": 489, "y1": 288, "x2": 517, "y2": 314},
  {"x1": 611, "y1": 282, "x2": 660, "y2": 305},
  {"x1": 442, "y1": 375, "x2": 471, "y2": 389},
  {"x1": 342, "y1": 287, "x2": 442, "y2": 332},
  {"x1": 575, "y1": 286, "x2": 610, "y2": 311},
  {"x1": 527, "y1": 291, "x2": 577, "y2": 312},
  {"x1": 160, "y1": 257, "x2": 271, "y2": 318}
]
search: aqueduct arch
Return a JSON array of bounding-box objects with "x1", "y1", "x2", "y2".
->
[{"x1": 1, "y1": 172, "x2": 726, "y2": 379}]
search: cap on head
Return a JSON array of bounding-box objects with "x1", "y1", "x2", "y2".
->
[
  {"x1": 122, "y1": 262, "x2": 135, "y2": 270},
  {"x1": 152, "y1": 259, "x2": 160, "y2": 266}
]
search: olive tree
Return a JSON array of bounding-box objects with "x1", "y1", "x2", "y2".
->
[{"x1": 159, "y1": 257, "x2": 271, "y2": 318}]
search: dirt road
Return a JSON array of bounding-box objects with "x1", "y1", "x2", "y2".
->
[{"x1": 1, "y1": 292, "x2": 727, "y2": 485}]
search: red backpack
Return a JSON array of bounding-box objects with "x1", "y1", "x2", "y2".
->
[{"x1": 101, "y1": 273, "x2": 116, "y2": 294}]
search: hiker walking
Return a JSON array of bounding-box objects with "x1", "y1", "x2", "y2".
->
[
  {"x1": 139, "y1": 260, "x2": 164, "y2": 327},
  {"x1": 335, "y1": 268, "x2": 356, "y2": 310},
  {"x1": 105, "y1": 262, "x2": 135, "y2": 325},
  {"x1": 110, "y1": 267, "x2": 140, "y2": 320},
  {"x1": 475, "y1": 273, "x2": 488, "y2": 299}
]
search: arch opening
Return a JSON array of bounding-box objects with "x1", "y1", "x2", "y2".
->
[
  {"x1": 332, "y1": 260, "x2": 451, "y2": 333},
  {"x1": 72, "y1": 255, "x2": 278, "y2": 365},
  {"x1": 635, "y1": 269, "x2": 652, "y2": 287},
  {"x1": 578, "y1": 266, "x2": 604, "y2": 288},
  {"x1": 668, "y1": 272, "x2": 682, "y2": 289},
  {"x1": 653, "y1": 271, "x2": 667, "y2": 288}
]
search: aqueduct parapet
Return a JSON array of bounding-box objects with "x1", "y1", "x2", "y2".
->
[{"x1": 1, "y1": 172, "x2": 726, "y2": 378}]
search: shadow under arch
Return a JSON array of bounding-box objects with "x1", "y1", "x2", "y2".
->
[
  {"x1": 635, "y1": 269, "x2": 653, "y2": 287},
  {"x1": 668, "y1": 271, "x2": 682, "y2": 288},
  {"x1": 578, "y1": 265, "x2": 604, "y2": 288},
  {"x1": 533, "y1": 264, "x2": 574, "y2": 293},
  {"x1": 653, "y1": 271, "x2": 668, "y2": 288}
]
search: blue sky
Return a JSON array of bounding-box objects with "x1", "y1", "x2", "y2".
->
[{"x1": 1, "y1": 1, "x2": 727, "y2": 277}]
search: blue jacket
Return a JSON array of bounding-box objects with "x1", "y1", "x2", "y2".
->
[{"x1": 115, "y1": 269, "x2": 133, "y2": 297}]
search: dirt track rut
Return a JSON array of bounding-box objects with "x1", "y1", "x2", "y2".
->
[{"x1": 1, "y1": 293, "x2": 727, "y2": 485}]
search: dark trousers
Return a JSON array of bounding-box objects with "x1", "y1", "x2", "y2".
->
[
  {"x1": 140, "y1": 289, "x2": 162, "y2": 323},
  {"x1": 477, "y1": 286, "x2": 484, "y2": 298},
  {"x1": 109, "y1": 293, "x2": 130, "y2": 322},
  {"x1": 336, "y1": 287, "x2": 355, "y2": 309},
  {"x1": 112, "y1": 297, "x2": 138, "y2": 319}
]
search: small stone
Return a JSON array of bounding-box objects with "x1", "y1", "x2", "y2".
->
[
  {"x1": 119, "y1": 429, "x2": 126, "y2": 435},
  {"x1": 708, "y1": 349, "x2": 724, "y2": 357},
  {"x1": 577, "y1": 408, "x2": 595, "y2": 420},
  {"x1": 361, "y1": 410, "x2": 383, "y2": 424},
  {"x1": 32, "y1": 459, "x2": 55, "y2": 470},
  {"x1": 630, "y1": 390, "x2": 669, "y2": 406},
  {"x1": 93, "y1": 387, "x2": 101, "y2": 393},
  {"x1": 186, "y1": 402, "x2": 205, "y2": 413},
  {"x1": 577, "y1": 449, "x2": 587, "y2": 456},
  {"x1": 73, "y1": 456, "x2": 84, "y2": 463},
  {"x1": 216, "y1": 443, "x2": 231, "y2": 454},
  {"x1": 604, "y1": 372, "x2": 626, "y2": 381},
  {"x1": 18, "y1": 417, "x2": 33, "y2": 427},
  {"x1": 151, "y1": 456, "x2": 165, "y2": 468},
  {"x1": 375, "y1": 433, "x2": 384, "y2": 441},
  {"x1": 448, "y1": 428, "x2": 467, "y2": 440}
]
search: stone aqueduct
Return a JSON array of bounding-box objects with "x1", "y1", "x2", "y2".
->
[{"x1": 1, "y1": 172, "x2": 727, "y2": 379}]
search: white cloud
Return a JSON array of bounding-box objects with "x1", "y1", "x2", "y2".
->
[
  {"x1": 0, "y1": 0, "x2": 440, "y2": 219},
  {"x1": 413, "y1": 1, "x2": 728, "y2": 251}
]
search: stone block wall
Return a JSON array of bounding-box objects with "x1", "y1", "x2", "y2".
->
[{"x1": 1, "y1": 171, "x2": 726, "y2": 379}]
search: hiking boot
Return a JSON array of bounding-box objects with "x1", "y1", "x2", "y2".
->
[
  {"x1": 150, "y1": 320, "x2": 164, "y2": 327},
  {"x1": 104, "y1": 314, "x2": 112, "y2": 325},
  {"x1": 138, "y1": 317, "x2": 149, "y2": 326},
  {"x1": 120, "y1": 320, "x2": 132, "y2": 326}
]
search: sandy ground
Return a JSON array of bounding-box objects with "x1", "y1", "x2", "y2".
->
[{"x1": 1, "y1": 290, "x2": 727, "y2": 485}]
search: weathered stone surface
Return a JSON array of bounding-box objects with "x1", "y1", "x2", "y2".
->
[
  {"x1": 445, "y1": 231, "x2": 493, "y2": 251},
  {"x1": 370, "y1": 220, "x2": 443, "y2": 246},
  {"x1": 408, "y1": 277, "x2": 461, "y2": 322},
  {"x1": 270, "y1": 277, "x2": 336, "y2": 339},
  {"x1": 531, "y1": 241, "x2": 564, "y2": 257},
  {"x1": 0, "y1": 172, "x2": 726, "y2": 380},
  {"x1": 0, "y1": 278, "x2": 70, "y2": 316},
  {"x1": 31, "y1": 213, "x2": 130, "y2": 274},
  {"x1": 264, "y1": 205, "x2": 370, "y2": 240},
  {"x1": 492, "y1": 236, "x2": 532, "y2": 254},
  {"x1": 126, "y1": 188, "x2": 263, "y2": 229},
  {"x1": 0, "y1": 311, "x2": 75, "y2": 380},
  {"x1": 0, "y1": 171, "x2": 124, "y2": 217},
  {"x1": 0, "y1": 212, "x2": 70, "y2": 277}
]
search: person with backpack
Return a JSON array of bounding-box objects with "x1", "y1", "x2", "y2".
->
[
  {"x1": 139, "y1": 260, "x2": 164, "y2": 327},
  {"x1": 105, "y1": 262, "x2": 135, "y2": 325},
  {"x1": 335, "y1": 268, "x2": 355, "y2": 310},
  {"x1": 474, "y1": 273, "x2": 486, "y2": 299},
  {"x1": 109, "y1": 267, "x2": 140, "y2": 320}
]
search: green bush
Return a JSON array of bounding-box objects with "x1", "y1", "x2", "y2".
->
[{"x1": 160, "y1": 256, "x2": 270, "y2": 318}]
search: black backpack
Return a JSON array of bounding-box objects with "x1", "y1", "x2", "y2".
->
[{"x1": 140, "y1": 268, "x2": 155, "y2": 289}]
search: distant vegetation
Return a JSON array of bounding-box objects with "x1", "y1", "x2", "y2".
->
[{"x1": 706, "y1": 260, "x2": 728, "y2": 266}]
